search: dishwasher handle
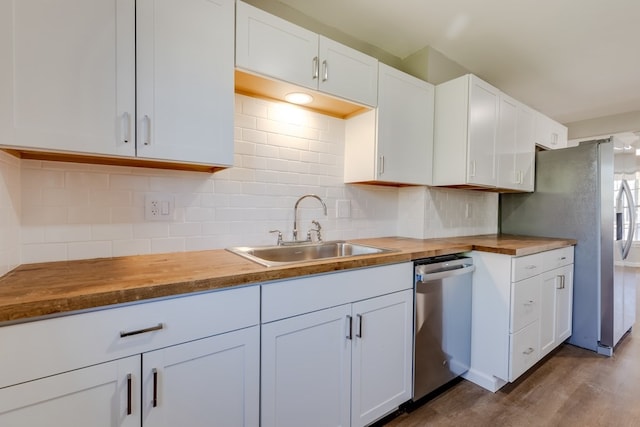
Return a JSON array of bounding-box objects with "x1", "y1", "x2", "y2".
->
[{"x1": 416, "y1": 264, "x2": 475, "y2": 283}]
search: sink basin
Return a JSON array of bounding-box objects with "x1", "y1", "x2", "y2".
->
[{"x1": 227, "y1": 241, "x2": 396, "y2": 267}]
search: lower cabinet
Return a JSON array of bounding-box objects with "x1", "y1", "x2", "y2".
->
[
  {"x1": 0, "y1": 356, "x2": 140, "y2": 427},
  {"x1": 0, "y1": 286, "x2": 260, "y2": 426},
  {"x1": 261, "y1": 289, "x2": 413, "y2": 427},
  {"x1": 0, "y1": 327, "x2": 259, "y2": 426},
  {"x1": 466, "y1": 246, "x2": 574, "y2": 392}
]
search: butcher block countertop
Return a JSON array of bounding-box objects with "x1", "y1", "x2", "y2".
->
[{"x1": 0, "y1": 234, "x2": 575, "y2": 324}]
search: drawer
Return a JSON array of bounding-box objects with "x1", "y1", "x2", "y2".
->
[
  {"x1": 512, "y1": 252, "x2": 545, "y2": 282},
  {"x1": 510, "y1": 275, "x2": 539, "y2": 332},
  {"x1": 543, "y1": 246, "x2": 574, "y2": 270},
  {"x1": 262, "y1": 262, "x2": 412, "y2": 323},
  {"x1": 0, "y1": 285, "x2": 260, "y2": 389},
  {"x1": 509, "y1": 320, "x2": 540, "y2": 381}
]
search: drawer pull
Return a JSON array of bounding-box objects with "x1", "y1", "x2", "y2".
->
[
  {"x1": 120, "y1": 323, "x2": 164, "y2": 338},
  {"x1": 525, "y1": 265, "x2": 537, "y2": 270},
  {"x1": 523, "y1": 347, "x2": 535, "y2": 355},
  {"x1": 524, "y1": 300, "x2": 535, "y2": 306},
  {"x1": 560, "y1": 256, "x2": 567, "y2": 260}
]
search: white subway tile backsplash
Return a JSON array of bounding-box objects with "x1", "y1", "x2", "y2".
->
[{"x1": 2, "y1": 93, "x2": 498, "y2": 267}]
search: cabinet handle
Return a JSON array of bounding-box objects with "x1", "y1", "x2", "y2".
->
[
  {"x1": 519, "y1": 171, "x2": 524, "y2": 184},
  {"x1": 525, "y1": 265, "x2": 537, "y2": 270},
  {"x1": 312, "y1": 56, "x2": 319, "y2": 79},
  {"x1": 523, "y1": 347, "x2": 535, "y2": 355},
  {"x1": 356, "y1": 314, "x2": 363, "y2": 338},
  {"x1": 120, "y1": 323, "x2": 164, "y2": 338},
  {"x1": 524, "y1": 300, "x2": 535, "y2": 306},
  {"x1": 559, "y1": 256, "x2": 567, "y2": 260},
  {"x1": 322, "y1": 60, "x2": 328, "y2": 82},
  {"x1": 470, "y1": 160, "x2": 476, "y2": 178},
  {"x1": 152, "y1": 368, "x2": 158, "y2": 408},
  {"x1": 379, "y1": 155, "x2": 385, "y2": 175},
  {"x1": 557, "y1": 274, "x2": 566, "y2": 289},
  {"x1": 551, "y1": 132, "x2": 558, "y2": 146},
  {"x1": 126, "y1": 374, "x2": 132, "y2": 415},
  {"x1": 346, "y1": 315, "x2": 353, "y2": 340},
  {"x1": 143, "y1": 115, "x2": 151, "y2": 145},
  {"x1": 121, "y1": 112, "x2": 131, "y2": 144}
]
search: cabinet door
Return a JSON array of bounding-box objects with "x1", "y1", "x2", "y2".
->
[
  {"x1": 136, "y1": 0, "x2": 234, "y2": 166},
  {"x1": 235, "y1": 1, "x2": 318, "y2": 91},
  {"x1": 142, "y1": 326, "x2": 259, "y2": 427},
  {"x1": 351, "y1": 290, "x2": 413, "y2": 427},
  {"x1": 539, "y1": 272, "x2": 557, "y2": 357},
  {"x1": 376, "y1": 64, "x2": 434, "y2": 185},
  {"x1": 467, "y1": 76, "x2": 499, "y2": 186},
  {"x1": 555, "y1": 265, "x2": 574, "y2": 345},
  {"x1": 0, "y1": 0, "x2": 135, "y2": 157},
  {"x1": 318, "y1": 36, "x2": 378, "y2": 107},
  {"x1": 515, "y1": 103, "x2": 535, "y2": 191},
  {"x1": 0, "y1": 356, "x2": 139, "y2": 427},
  {"x1": 496, "y1": 94, "x2": 518, "y2": 189},
  {"x1": 261, "y1": 305, "x2": 352, "y2": 427}
]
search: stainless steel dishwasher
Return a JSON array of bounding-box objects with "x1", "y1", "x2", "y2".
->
[{"x1": 413, "y1": 254, "x2": 474, "y2": 401}]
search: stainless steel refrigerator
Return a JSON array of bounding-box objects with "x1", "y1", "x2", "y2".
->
[{"x1": 500, "y1": 138, "x2": 637, "y2": 355}]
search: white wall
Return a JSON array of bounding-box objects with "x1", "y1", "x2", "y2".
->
[
  {"x1": 1, "y1": 93, "x2": 498, "y2": 268},
  {"x1": 0, "y1": 151, "x2": 20, "y2": 275}
]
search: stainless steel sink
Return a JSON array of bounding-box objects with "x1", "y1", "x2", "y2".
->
[{"x1": 227, "y1": 241, "x2": 396, "y2": 267}]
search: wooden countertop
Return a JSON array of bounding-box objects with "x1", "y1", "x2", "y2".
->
[{"x1": 0, "y1": 234, "x2": 575, "y2": 324}]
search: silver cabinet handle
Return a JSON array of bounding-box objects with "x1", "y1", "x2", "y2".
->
[
  {"x1": 356, "y1": 314, "x2": 362, "y2": 338},
  {"x1": 126, "y1": 374, "x2": 132, "y2": 415},
  {"x1": 525, "y1": 265, "x2": 538, "y2": 270},
  {"x1": 121, "y1": 112, "x2": 131, "y2": 144},
  {"x1": 143, "y1": 115, "x2": 151, "y2": 145},
  {"x1": 523, "y1": 347, "x2": 535, "y2": 355},
  {"x1": 346, "y1": 315, "x2": 353, "y2": 340},
  {"x1": 556, "y1": 274, "x2": 566, "y2": 289},
  {"x1": 469, "y1": 160, "x2": 476, "y2": 177},
  {"x1": 312, "y1": 56, "x2": 319, "y2": 79},
  {"x1": 524, "y1": 300, "x2": 535, "y2": 306},
  {"x1": 120, "y1": 323, "x2": 164, "y2": 338},
  {"x1": 322, "y1": 60, "x2": 328, "y2": 82},
  {"x1": 379, "y1": 155, "x2": 385, "y2": 175}
]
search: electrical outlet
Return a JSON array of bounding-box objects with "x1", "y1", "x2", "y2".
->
[{"x1": 145, "y1": 193, "x2": 174, "y2": 221}]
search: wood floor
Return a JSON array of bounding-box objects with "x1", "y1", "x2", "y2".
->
[{"x1": 386, "y1": 285, "x2": 640, "y2": 426}]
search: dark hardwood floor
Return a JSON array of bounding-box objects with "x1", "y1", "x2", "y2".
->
[{"x1": 386, "y1": 275, "x2": 640, "y2": 426}]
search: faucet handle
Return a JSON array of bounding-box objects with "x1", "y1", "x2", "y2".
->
[
  {"x1": 308, "y1": 220, "x2": 322, "y2": 242},
  {"x1": 269, "y1": 229, "x2": 283, "y2": 245}
]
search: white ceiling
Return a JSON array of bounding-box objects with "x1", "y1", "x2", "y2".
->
[{"x1": 278, "y1": 0, "x2": 640, "y2": 125}]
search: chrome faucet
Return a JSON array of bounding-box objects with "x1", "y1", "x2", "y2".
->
[{"x1": 293, "y1": 194, "x2": 327, "y2": 241}]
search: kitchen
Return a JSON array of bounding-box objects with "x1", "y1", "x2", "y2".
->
[{"x1": 0, "y1": 0, "x2": 639, "y2": 426}]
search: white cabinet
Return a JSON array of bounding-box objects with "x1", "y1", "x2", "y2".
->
[
  {"x1": 433, "y1": 74, "x2": 500, "y2": 188},
  {"x1": 540, "y1": 264, "x2": 573, "y2": 357},
  {"x1": 235, "y1": 1, "x2": 378, "y2": 107},
  {"x1": 534, "y1": 111, "x2": 568, "y2": 150},
  {"x1": 261, "y1": 262, "x2": 413, "y2": 427},
  {"x1": 0, "y1": 286, "x2": 260, "y2": 426},
  {"x1": 0, "y1": 356, "x2": 139, "y2": 426},
  {"x1": 143, "y1": 327, "x2": 260, "y2": 427},
  {"x1": 465, "y1": 246, "x2": 574, "y2": 392},
  {"x1": 345, "y1": 63, "x2": 434, "y2": 185},
  {"x1": 0, "y1": 0, "x2": 234, "y2": 168},
  {"x1": 497, "y1": 95, "x2": 535, "y2": 192}
]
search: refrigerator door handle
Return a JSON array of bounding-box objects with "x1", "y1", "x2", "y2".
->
[{"x1": 621, "y1": 179, "x2": 636, "y2": 260}]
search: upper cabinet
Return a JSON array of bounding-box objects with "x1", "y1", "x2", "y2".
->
[
  {"x1": 433, "y1": 74, "x2": 500, "y2": 188},
  {"x1": 534, "y1": 112, "x2": 568, "y2": 150},
  {"x1": 235, "y1": 1, "x2": 378, "y2": 107},
  {"x1": 344, "y1": 64, "x2": 434, "y2": 186},
  {"x1": 0, "y1": 0, "x2": 234, "y2": 171},
  {"x1": 496, "y1": 95, "x2": 535, "y2": 192}
]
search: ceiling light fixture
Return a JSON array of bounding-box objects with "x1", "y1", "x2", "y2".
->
[{"x1": 284, "y1": 92, "x2": 313, "y2": 105}]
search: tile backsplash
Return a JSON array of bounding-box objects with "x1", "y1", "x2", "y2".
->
[{"x1": 1, "y1": 94, "x2": 498, "y2": 267}]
